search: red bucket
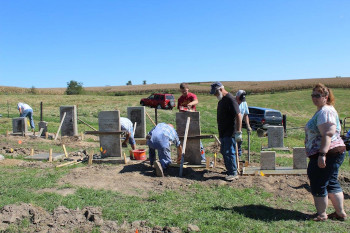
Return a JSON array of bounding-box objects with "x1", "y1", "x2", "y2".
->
[{"x1": 133, "y1": 149, "x2": 146, "y2": 160}]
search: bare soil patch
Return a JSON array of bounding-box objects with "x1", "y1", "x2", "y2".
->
[{"x1": 0, "y1": 203, "x2": 183, "y2": 232}]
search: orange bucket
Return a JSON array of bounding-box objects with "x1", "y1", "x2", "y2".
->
[{"x1": 133, "y1": 149, "x2": 146, "y2": 160}]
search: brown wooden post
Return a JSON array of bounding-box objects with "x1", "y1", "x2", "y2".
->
[
  {"x1": 31, "y1": 148, "x2": 34, "y2": 156},
  {"x1": 62, "y1": 144, "x2": 68, "y2": 158},
  {"x1": 49, "y1": 149, "x2": 53, "y2": 162},
  {"x1": 45, "y1": 132, "x2": 48, "y2": 139},
  {"x1": 88, "y1": 151, "x2": 93, "y2": 165}
]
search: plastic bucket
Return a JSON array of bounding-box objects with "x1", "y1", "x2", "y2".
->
[{"x1": 133, "y1": 149, "x2": 146, "y2": 160}]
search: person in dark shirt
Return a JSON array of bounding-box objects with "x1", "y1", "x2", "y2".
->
[{"x1": 210, "y1": 82, "x2": 242, "y2": 181}]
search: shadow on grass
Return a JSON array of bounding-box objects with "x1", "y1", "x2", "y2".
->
[
  {"x1": 119, "y1": 161, "x2": 155, "y2": 177},
  {"x1": 213, "y1": 204, "x2": 307, "y2": 221}
]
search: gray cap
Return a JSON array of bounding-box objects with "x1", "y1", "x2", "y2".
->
[
  {"x1": 210, "y1": 82, "x2": 223, "y2": 94},
  {"x1": 236, "y1": 90, "x2": 246, "y2": 101}
]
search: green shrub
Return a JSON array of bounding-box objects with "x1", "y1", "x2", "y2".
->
[{"x1": 66, "y1": 80, "x2": 84, "y2": 95}]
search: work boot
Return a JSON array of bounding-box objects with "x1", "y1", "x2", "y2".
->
[
  {"x1": 154, "y1": 161, "x2": 164, "y2": 177},
  {"x1": 225, "y1": 173, "x2": 239, "y2": 181}
]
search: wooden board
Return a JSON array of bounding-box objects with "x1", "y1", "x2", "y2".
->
[{"x1": 242, "y1": 166, "x2": 307, "y2": 175}]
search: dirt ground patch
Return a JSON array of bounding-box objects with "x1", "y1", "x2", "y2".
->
[{"x1": 0, "y1": 203, "x2": 183, "y2": 232}]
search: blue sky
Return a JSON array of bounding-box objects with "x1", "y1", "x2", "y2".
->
[{"x1": 1, "y1": 0, "x2": 349, "y2": 88}]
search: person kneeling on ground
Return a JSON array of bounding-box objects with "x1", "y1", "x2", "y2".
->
[
  {"x1": 146, "y1": 123, "x2": 183, "y2": 177},
  {"x1": 120, "y1": 117, "x2": 136, "y2": 151}
]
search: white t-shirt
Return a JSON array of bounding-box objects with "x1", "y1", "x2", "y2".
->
[{"x1": 17, "y1": 102, "x2": 32, "y2": 111}]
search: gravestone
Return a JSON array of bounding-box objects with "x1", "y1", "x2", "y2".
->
[
  {"x1": 60, "y1": 106, "x2": 78, "y2": 136},
  {"x1": 267, "y1": 126, "x2": 284, "y2": 148},
  {"x1": 12, "y1": 117, "x2": 28, "y2": 133},
  {"x1": 176, "y1": 111, "x2": 201, "y2": 165},
  {"x1": 293, "y1": 147, "x2": 307, "y2": 169},
  {"x1": 127, "y1": 106, "x2": 146, "y2": 138},
  {"x1": 98, "y1": 111, "x2": 122, "y2": 158},
  {"x1": 38, "y1": 121, "x2": 48, "y2": 137},
  {"x1": 260, "y1": 151, "x2": 276, "y2": 170}
]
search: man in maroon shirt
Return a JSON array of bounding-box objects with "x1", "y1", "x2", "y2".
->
[
  {"x1": 178, "y1": 83, "x2": 198, "y2": 112},
  {"x1": 177, "y1": 83, "x2": 206, "y2": 162}
]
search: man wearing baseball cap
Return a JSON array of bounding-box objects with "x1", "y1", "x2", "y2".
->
[
  {"x1": 235, "y1": 90, "x2": 252, "y2": 158},
  {"x1": 210, "y1": 82, "x2": 242, "y2": 181}
]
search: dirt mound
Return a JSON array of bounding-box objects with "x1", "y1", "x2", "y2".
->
[
  {"x1": 0, "y1": 203, "x2": 183, "y2": 232},
  {"x1": 57, "y1": 161, "x2": 315, "y2": 201}
]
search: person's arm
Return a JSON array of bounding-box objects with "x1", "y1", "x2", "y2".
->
[
  {"x1": 235, "y1": 113, "x2": 242, "y2": 132},
  {"x1": 187, "y1": 98, "x2": 198, "y2": 108},
  {"x1": 123, "y1": 132, "x2": 130, "y2": 147},
  {"x1": 244, "y1": 114, "x2": 252, "y2": 132},
  {"x1": 317, "y1": 122, "x2": 336, "y2": 168}
]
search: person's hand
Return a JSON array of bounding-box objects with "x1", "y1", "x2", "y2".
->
[
  {"x1": 234, "y1": 131, "x2": 242, "y2": 142},
  {"x1": 318, "y1": 154, "x2": 326, "y2": 168},
  {"x1": 177, "y1": 154, "x2": 182, "y2": 164},
  {"x1": 247, "y1": 126, "x2": 252, "y2": 133}
]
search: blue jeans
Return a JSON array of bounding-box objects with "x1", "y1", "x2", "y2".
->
[
  {"x1": 20, "y1": 109, "x2": 35, "y2": 129},
  {"x1": 220, "y1": 137, "x2": 237, "y2": 176},
  {"x1": 307, "y1": 152, "x2": 345, "y2": 197},
  {"x1": 147, "y1": 135, "x2": 172, "y2": 170}
]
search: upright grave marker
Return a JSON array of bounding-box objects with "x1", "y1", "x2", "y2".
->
[
  {"x1": 267, "y1": 126, "x2": 284, "y2": 148},
  {"x1": 176, "y1": 111, "x2": 202, "y2": 165},
  {"x1": 98, "y1": 111, "x2": 122, "y2": 158},
  {"x1": 260, "y1": 151, "x2": 276, "y2": 170},
  {"x1": 38, "y1": 121, "x2": 48, "y2": 137},
  {"x1": 60, "y1": 106, "x2": 78, "y2": 136},
  {"x1": 293, "y1": 147, "x2": 307, "y2": 169},
  {"x1": 12, "y1": 117, "x2": 28, "y2": 134},
  {"x1": 127, "y1": 106, "x2": 146, "y2": 138}
]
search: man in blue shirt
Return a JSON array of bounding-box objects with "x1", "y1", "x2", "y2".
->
[
  {"x1": 146, "y1": 123, "x2": 183, "y2": 177},
  {"x1": 235, "y1": 90, "x2": 252, "y2": 158}
]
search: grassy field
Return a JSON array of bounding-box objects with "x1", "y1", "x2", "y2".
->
[{"x1": 0, "y1": 87, "x2": 350, "y2": 232}]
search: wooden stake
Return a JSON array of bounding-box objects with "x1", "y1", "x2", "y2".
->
[
  {"x1": 49, "y1": 149, "x2": 53, "y2": 162},
  {"x1": 56, "y1": 160, "x2": 82, "y2": 168},
  {"x1": 45, "y1": 131, "x2": 48, "y2": 139},
  {"x1": 62, "y1": 144, "x2": 68, "y2": 158},
  {"x1": 77, "y1": 117, "x2": 97, "y2": 131},
  {"x1": 54, "y1": 112, "x2": 66, "y2": 140},
  {"x1": 133, "y1": 122, "x2": 137, "y2": 136},
  {"x1": 214, "y1": 153, "x2": 217, "y2": 167},
  {"x1": 145, "y1": 111, "x2": 156, "y2": 126},
  {"x1": 206, "y1": 157, "x2": 210, "y2": 169},
  {"x1": 81, "y1": 132, "x2": 84, "y2": 140},
  {"x1": 6, "y1": 130, "x2": 9, "y2": 137},
  {"x1": 31, "y1": 148, "x2": 34, "y2": 156},
  {"x1": 123, "y1": 152, "x2": 127, "y2": 164},
  {"x1": 38, "y1": 127, "x2": 44, "y2": 137},
  {"x1": 88, "y1": 152, "x2": 93, "y2": 165},
  {"x1": 179, "y1": 117, "x2": 191, "y2": 177}
]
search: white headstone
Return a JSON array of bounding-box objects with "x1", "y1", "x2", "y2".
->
[{"x1": 260, "y1": 151, "x2": 276, "y2": 170}]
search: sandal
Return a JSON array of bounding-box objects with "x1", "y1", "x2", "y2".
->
[
  {"x1": 328, "y1": 212, "x2": 347, "y2": 221},
  {"x1": 307, "y1": 213, "x2": 327, "y2": 221}
]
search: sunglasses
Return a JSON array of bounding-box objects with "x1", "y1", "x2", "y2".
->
[{"x1": 311, "y1": 93, "x2": 323, "y2": 98}]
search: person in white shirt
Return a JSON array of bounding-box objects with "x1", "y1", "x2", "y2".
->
[
  {"x1": 235, "y1": 90, "x2": 252, "y2": 158},
  {"x1": 17, "y1": 102, "x2": 35, "y2": 130}
]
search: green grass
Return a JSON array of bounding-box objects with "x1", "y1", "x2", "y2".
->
[
  {"x1": 0, "y1": 165, "x2": 349, "y2": 232},
  {"x1": 1, "y1": 89, "x2": 350, "y2": 231}
]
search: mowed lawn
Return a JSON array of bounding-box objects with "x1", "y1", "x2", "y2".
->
[{"x1": 0, "y1": 89, "x2": 350, "y2": 232}]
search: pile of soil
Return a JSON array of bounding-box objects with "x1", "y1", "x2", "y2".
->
[{"x1": 0, "y1": 203, "x2": 184, "y2": 232}]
